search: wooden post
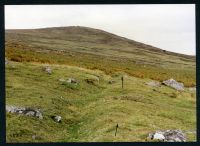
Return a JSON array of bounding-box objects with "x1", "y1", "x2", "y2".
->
[
  {"x1": 115, "y1": 124, "x2": 119, "y2": 136},
  {"x1": 121, "y1": 76, "x2": 124, "y2": 89}
]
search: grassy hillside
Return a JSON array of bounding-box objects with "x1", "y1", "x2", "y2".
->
[
  {"x1": 5, "y1": 26, "x2": 196, "y2": 87},
  {"x1": 5, "y1": 26, "x2": 196, "y2": 142},
  {"x1": 6, "y1": 62, "x2": 196, "y2": 142}
]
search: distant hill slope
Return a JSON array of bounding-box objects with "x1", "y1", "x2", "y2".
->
[
  {"x1": 5, "y1": 26, "x2": 196, "y2": 86},
  {"x1": 5, "y1": 26, "x2": 195, "y2": 59}
]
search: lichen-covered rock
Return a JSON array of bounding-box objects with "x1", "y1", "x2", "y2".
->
[
  {"x1": 53, "y1": 115, "x2": 62, "y2": 123},
  {"x1": 6, "y1": 105, "x2": 25, "y2": 114},
  {"x1": 6, "y1": 105, "x2": 43, "y2": 119},
  {"x1": 163, "y1": 130, "x2": 186, "y2": 142},
  {"x1": 147, "y1": 130, "x2": 186, "y2": 142},
  {"x1": 162, "y1": 79, "x2": 184, "y2": 91}
]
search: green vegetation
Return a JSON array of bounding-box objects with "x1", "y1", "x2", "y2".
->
[
  {"x1": 5, "y1": 26, "x2": 196, "y2": 142},
  {"x1": 6, "y1": 62, "x2": 196, "y2": 142}
]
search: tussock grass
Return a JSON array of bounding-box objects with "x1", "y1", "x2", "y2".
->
[{"x1": 6, "y1": 62, "x2": 196, "y2": 142}]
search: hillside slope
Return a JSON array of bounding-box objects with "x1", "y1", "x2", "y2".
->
[
  {"x1": 5, "y1": 26, "x2": 196, "y2": 86},
  {"x1": 5, "y1": 26, "x2": 195, "y2": 59},
  {"x1": 5, "y1": 26, "x2": 196, "y2": 142},
  {"x1": 6, "y1": 62, "x2": 196, "y2": 142}
]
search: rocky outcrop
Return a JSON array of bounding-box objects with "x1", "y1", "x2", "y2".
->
[
  {"x1": 6, "y1": 105, "x2": 43, "y2": 119},
  {"x1": 162, "y1": 79, "x2": 184, "y2": 91},
  {"x1": 147, "y1": 130, "x2": 186, "y2": 142}
]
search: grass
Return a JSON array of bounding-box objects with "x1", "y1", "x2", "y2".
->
[
  {"x1": 6, "y1": 61, "x2": 196, "y2": 142},
  {"x1": 5, "y1": 26, "x2": 196, "y2": 87},
  {"x1": 5, "y1": 26, "x2": 196, "y2": 142},
  {"x1": 5, "y1": 45, "x2": 196, "y2": 87}
]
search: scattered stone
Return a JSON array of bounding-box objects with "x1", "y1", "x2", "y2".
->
[
  {"x1": 147, "y1": 130, "x2": 186, "y2": 142},
  {"x1": 52, "y1": 115, "x2": 62, "y2": 123},
  {"x1": 6, "y1": 105, "x2": 25, "y2": 113},
  {"x1": 153, "y1": 132, "x2": 165, "y2": 141},
  {"x1": 67, "y1": 78, "x2": 78, "y2": 84},
  {"x1": 6, "y1": 105, "x2": 43, "y2": 119},
  {"x1": 146, "y1": 81, "x2": 161, "y2": 87},
  {"x1": 162, "y1": 78, "x2": 184, "y2": 91},
  {"x1": 42, "y1": 66, "x2": 52, "y2": 74}
]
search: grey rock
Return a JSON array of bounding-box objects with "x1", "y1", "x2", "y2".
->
[
  {"x1": 53, "y1": 115, "x2": 62, "y2": 123},
  {"x1": 147, "y1": 130, "x2": 186, "y2": 142},
  {"x1": 6, "y1": 105, "x2": 25, "y2": 114},
  {"x1": 6, "y1": 105, "x2": 43, "y2": 119},
  {"x1": 153, "y1": 132, "x2": 165, "y2": 141},
  {"x1": 35, "y1": 110, "x2": 43, "y2": 119},
  {"x1": 24, "y1": 110, "x2": 35, "y2": 116},
  {"x1": 163, "y1": 78, "x2": 184, "y2": 91},
  {"x1": 163, "y1": 130, "x2": 186, "y2": 142}
]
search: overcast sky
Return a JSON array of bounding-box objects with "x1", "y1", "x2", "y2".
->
[{"x1": 5, "y1": 5, "x2": 195, "y2": 55}]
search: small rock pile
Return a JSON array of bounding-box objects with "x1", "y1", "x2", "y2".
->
[
  {"x1": 147, "y1": 130, "x2": 186, "y2": 142},
  {"x1": 6, "y1": 105, "x2": 43, "y2": 119},
  {"x1": 162, "y1": 78, "x2": 184, "y2": 91}
]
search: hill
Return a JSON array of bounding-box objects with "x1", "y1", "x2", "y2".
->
[
  {"x1": 5, "y1": 26, "x2": 196, "y2": 86},
  {"x1": 5, "y1": 26, "x2": 196, "y2": 142}
]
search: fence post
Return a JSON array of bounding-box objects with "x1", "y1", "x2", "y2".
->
[{"x1": 121, "y1": 76, "x2": 124, "y2": 89}]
